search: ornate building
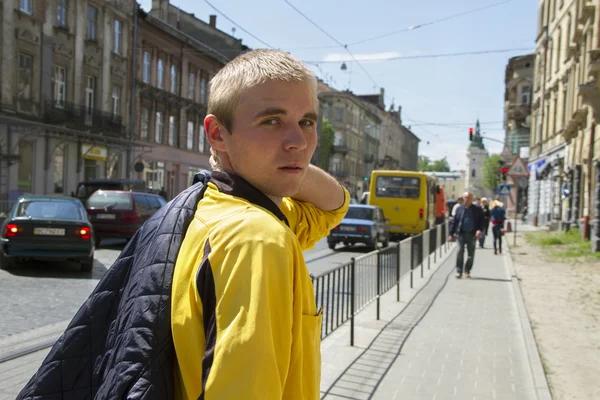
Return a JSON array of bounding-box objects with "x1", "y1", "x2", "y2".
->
[{"x1": 465, "y1": 120, "x2": 489, "y2": 198}]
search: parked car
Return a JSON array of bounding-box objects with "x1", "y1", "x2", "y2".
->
[
  {"x1": 328, "y1": 205, "x2": 390, "y2": 251},
  {"x1": 85, "y1": 190, "x2": 166, "y2": 246},
  {"x1": 74, "y1": 179, "x2": 147, "y2": 201},
  {"x1": 0, "y1": 195, "x2": 95, "y2": 271}
]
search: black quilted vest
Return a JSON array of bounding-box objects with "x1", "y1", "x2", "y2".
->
[{"x1": 16, "y1": 171, "x2": 212, "y2": 400}]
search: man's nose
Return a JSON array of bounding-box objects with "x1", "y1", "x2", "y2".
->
[{"x1": 283, "y1": 124, "x2": 308, "y2": 150}]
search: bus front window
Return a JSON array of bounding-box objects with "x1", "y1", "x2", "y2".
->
[{"x1": 376, "y1": 176, "x2": 421, "y2": 199}]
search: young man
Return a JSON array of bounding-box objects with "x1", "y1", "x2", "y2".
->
[
  {"x1": 448, "y1": 191, "x2": 485, "y2": 278},
  {"x1": 171, "y1": 49, "x2": 349, "y2": 399}
]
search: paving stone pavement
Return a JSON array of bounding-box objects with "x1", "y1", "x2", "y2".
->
[{"x1": 321, "y1": 243, "x2": 540, "y2": 400}]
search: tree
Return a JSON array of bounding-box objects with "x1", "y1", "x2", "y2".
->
[
  {"x1": 319, "y1": 118, "x2": 335, "y2": 171},
  {"x1": 418, "y1": 156, "x2": 450, "y2": 172},
  {"x1": 483, "y1": 154, "x2": 503, "y2": 191}
]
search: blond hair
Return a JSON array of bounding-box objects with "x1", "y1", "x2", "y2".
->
[{"x1": 206, "y1": 50, "x2": 318, "y2": 171}]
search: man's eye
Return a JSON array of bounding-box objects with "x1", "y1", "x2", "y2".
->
[
  {"x1": 300, "y1": 120, "x2": 315, "y2": 127},
  {"x1": 262, "y1": 119, "x2": 279, "y2": 125}
]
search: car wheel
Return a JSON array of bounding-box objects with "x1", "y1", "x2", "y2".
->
[
  {"x1": 328, "y1": 242, "x2": 336, "y2": 250},
  {"x1": 81, "y1": 257, "x2": 94, "y2": 272},
  {"x1": 0, "y1": 253, "x2": 15, "y2": 270}
]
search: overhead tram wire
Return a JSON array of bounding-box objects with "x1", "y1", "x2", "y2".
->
[
  {"x1": 286, "y1": 0, "x2": 514, "y2": 50},
  {"x1": 283, "y1": 0, "x2": 380, "y2": 88},
  {"x1": 203, "y1": 0, "x2": 276, "y2": 49},
  {"x1": 303, "y1": 47, "x2": 535, "y2": 64}
]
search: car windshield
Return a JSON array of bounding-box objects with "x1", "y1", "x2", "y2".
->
[
  {"x1": 87, "y1": 192, "x2": 133, "y2": 210},
  {"x1": 15, "y1": 200, "x2": 84, "y2": 221},
  {"x1": 345, "y1": 207, "x2": 374, "y2": 220}
]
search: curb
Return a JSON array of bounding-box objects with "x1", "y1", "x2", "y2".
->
[{"x1": 504, "y1": 239, "x2": 553, "y2": 400}]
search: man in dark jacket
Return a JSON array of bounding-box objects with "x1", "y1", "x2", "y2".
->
[{"x1": 448, "y1": 191, "x2": 485, "y2": 278}]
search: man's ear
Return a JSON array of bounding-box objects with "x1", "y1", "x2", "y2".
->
[{"x1": 205, "y1": 114, "x2": 229, "y2": 152}]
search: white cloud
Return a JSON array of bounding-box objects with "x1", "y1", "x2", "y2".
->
[{"x1": 323, "y1": 52, "x2": 401, "y2": 63}]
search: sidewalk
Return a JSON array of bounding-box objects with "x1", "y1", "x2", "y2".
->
[{"x1": 320, "y1": 236, "x2": 550, "y2": 400}]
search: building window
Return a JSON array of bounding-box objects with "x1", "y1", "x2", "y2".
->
[
  {"x1": 168, "y1": 115, "x2": 177, "y2": 146},
  {"x1": 20, "y1": 0, "x2": 32, "y2": 14},
  {"x1": 521, "y1": 85, "x2": 531, "y2": 105},
  {"x1": 471, "y1": 169, "x2": 476, "y2": 178},
  {"x1": 87, "y1": 6, "x2": 97, "y2": 40},
  {"x1": 170, "y1": 65, "x2": 178, "y2": 94},
  {"x1": 562, "y1": 82, "x2": 568, "y2": 128},
  {"x1": 141, "y1": 107, "x2": 149, "y2": 139},
  {"x1": 188, "y1": 72, "x2": 195, "y2": 100},
  {"x1": 143, "y1": 52, "x2": 151, "y2": 83},
  {"x1": 187, "y1": 121, "x2": 194, "y2": 150},
  {"x1": 113, "y1": 19, "x2": 122, "y2": 54},
  {"x1": 57, "y1": 0, "x2": 67, "y2": 27},
  {"x1": 111, "y1": 86, "x2": 121, "y2": 120},
  {"x1": 556, "y1": 30, "x2": 562, "y2": 71},
  {"x1": 54, "y1": 66, "x2": 66, "y2": 108},
  {"x1": 18, "y1": 140, "x2": 34, "y2": 193},
  {"x1": 53, "y1": 144, "x2": 66, "y2": 194},
  {"x1": 18, "y1": 54, "x2": 33, "y2": 100},
  {"x1": 200, "y1": 76, "x2": 207, "y2": 104},
  {"x1": 157, "y1": 59, "x2": 164, "y2": 89},
  {"x1": 155, "y1": 111, "x2": 163, "y2": 143},
  {"x1": 335, "y1": 108, "x2": 343, "y2": 122},
  {"x1": 84, "y1": 75, "x2": 95, "y2": 125},
  {"x1": 199, "y1": 124, "x2": 206, "y2": 152}
]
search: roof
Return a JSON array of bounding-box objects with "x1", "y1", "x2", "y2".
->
[{"x1": 18, "y1": 195, "x2": 80, "y2": 202}]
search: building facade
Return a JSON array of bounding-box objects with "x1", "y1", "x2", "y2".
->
[
  {"x1": 131, "y1": 8, "x2": 240, "y2": 199},
  {"x1": 529, "y1": 0, "x2": 600, "y2": 240},
  {"x1": 465, "y1": 120, "x2": 489, "y2": 198},
  {"x1": 425, "y1": 171, "x2": 466, "y2": 201},
  {"x1": 504, "y1": 53, "x2": 535, "y2": 217},
  {"x1": 0, "y1": 0, "x2": 135, "y2": 211}
]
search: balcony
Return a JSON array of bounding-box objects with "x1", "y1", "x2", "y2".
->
[
  {"x1": 588, "y1": 49, "x2": 600, "y2": 77},
  {"x1": 506, "y1": 103, "x2": 531, "y2": 121},
  {"x1": 332, "y1": 144, "x2": 350, "y2": 155},
  {"x1": 43, "y1": 101, "x2": 125, "y2": 137},
  {"x1": 364, "y1": 153, "x2": 375, "y2": 163}
]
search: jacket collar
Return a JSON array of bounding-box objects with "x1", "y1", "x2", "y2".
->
[{"x1": 210, "y1": 171, "x2": 290, "y2": 227}]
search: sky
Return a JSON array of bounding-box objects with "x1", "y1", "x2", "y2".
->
[{"x1": 140, "y1": 0, "x2": 538, "y2": 171}]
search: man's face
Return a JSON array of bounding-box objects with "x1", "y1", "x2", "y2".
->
[
  {"x1": 463, "y1": 192, "x2": 473, "y2": 207},
  {"x1": 216, "y1": 80, "x2": 318, "y2": 202}
]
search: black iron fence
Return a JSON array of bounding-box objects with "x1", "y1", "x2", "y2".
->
[{"x1": 311, "y1": 221, "x2": 451, "y2": 345}]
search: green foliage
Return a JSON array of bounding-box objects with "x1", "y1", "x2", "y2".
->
[
  {"x1": 319, "y1": 118, "x2": 335, "y2": 171},
  {"x1": 525, "y1": 229, "x2": 600, "y2": 260},
  {"x1": 418, "y1": 156, "x2": 450, "y2": 172},
  {"x1": 483, "y1": 154, "x2": 502, "y2": 191}
]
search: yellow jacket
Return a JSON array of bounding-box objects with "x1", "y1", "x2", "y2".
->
[{"x1": 172, "y1": 171, "x2": 349, "y2": 399}]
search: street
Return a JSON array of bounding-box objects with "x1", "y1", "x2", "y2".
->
[{"x1": 0, "y1": 237, "x2": 381, "y2": 341}]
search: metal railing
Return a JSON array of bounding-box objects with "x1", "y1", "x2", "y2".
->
[{"x1": 311, "y1": 221, "x2": 451, "y2": 345}]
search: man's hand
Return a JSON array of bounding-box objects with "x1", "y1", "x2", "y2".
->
[
  {"x1": 293, "y1": 165, "x2": 346, "y2": 211},
  {"x1": 448, "y1": 235, "x2": 455, "y2": 242},
  {"x1": 475, "y1": 230, "x2": 482, "y2": 239}
]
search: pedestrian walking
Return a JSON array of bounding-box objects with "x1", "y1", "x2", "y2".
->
[
  {"x1": 451, "y1": 197, "x2": 464, "y2": 217},
  {"x1": 18, "y1": 49, "x2": 349, "y2": 400},
  {"x1": 490, "y1": 198, "x2": 506, "y2": 255},
  {"x1": 448, "y1": 191, "x2": 485, "y2": 279},
  {"x1": 479, "y1": 197, "x2": 491, "y2": 248}
]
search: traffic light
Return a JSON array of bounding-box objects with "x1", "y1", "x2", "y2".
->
[
  {"x1": 363, "y1": 176, "x2": 369, "y2": 181},
  {"x1": 502, "y1": 167, "x2": 508, "y2": 182},
  {"x1": 469, "y1": 127, "x2": 473, "y2": 141}
]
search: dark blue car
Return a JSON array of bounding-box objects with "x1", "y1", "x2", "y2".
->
[
  {"x1": 0, "y1": 195, "x2": 95, "y2": 271},
  {"x1": 328, "y1": 204, "x2": 390, "y2": 250}
]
